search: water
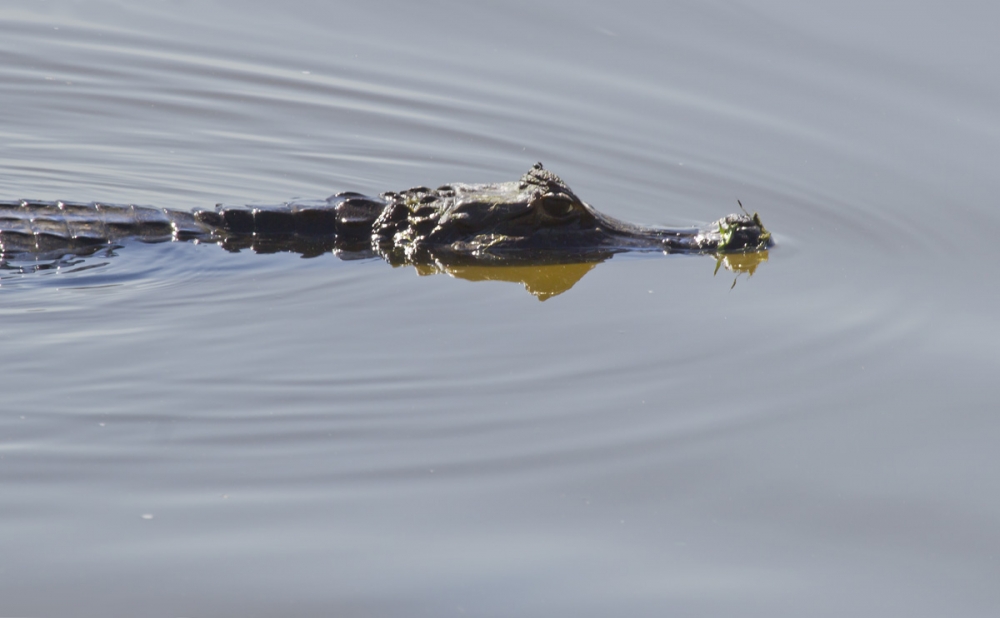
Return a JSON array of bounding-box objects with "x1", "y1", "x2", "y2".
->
[{"x1": 2, "y1": 1, "x2": 999, "y2": 616}]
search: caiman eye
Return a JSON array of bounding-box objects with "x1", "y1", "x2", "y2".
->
[{"x1": 537, "y1": 195, "x2": 577, "y2": 219}]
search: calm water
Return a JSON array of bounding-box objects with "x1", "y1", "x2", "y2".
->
[{"x1": 2, "y1": 1, "x2": 999, "y2": 616}]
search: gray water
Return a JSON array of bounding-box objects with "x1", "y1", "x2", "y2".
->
[{"x1": 2, "y1": 1, "x2": 999, "y2": 616}]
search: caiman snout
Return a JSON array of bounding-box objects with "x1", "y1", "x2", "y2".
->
[{"x1": 716, "y1": 212, "x2": 773, "y2": 252}]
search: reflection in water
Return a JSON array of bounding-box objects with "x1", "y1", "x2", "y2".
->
[
  {"x1": 3, "y1": 245, "x2": 769, "y2": 297},
  {"x1": 714, "y1": 250, "x2": 770, "y2": 289},
  {"x1": 0, "y1": 245, "x2": 768, "y2": 301},
  {"x1": 414, "y1": 250, "x2": 769, "y2": 300},
  {"x1": 414, "y1": 261, "x2": 600, "y2": 300},
  {"x1": 0, "y1": 246, "x2": 117, "y2": 282}
]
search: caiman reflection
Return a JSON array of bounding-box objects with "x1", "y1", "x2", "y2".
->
[
  {"x1": 417, "y1": 251, "x2": 769, "y2": 300},
  {"x1": 1, "y1": 164, "x2": 773, "y2": 296}
]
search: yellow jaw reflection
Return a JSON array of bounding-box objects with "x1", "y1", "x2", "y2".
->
[
  {"x1": 714, "y1": 250, "x2": 770, "y2": 288},
  {"x1": 714, "y1": 250, "x2": 770, "y2": 276},
  {"x1": 409, "y1": 250, "x2": 769, "y2": 300},
  {"x1": 413, "y1": 262, "x2": 600, "y2": 301}
]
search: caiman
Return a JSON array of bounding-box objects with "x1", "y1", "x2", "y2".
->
[{"x1": 0, "y1": 164, "x2": 772, "y2": 295}]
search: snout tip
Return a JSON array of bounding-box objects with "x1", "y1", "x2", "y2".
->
[{"x1": 717, "y1": 212, "x2": 772, "y2": 252}]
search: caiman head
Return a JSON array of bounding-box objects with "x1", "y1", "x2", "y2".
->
[{"x1": 372, "y1": 162, "x2": 772, "y2": 264}]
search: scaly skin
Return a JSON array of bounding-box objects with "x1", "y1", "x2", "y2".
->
[{"x1": 0, "y1": 163, "x2": 772, "y2": 266}]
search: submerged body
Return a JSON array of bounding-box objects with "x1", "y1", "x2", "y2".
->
[{"x1": 0, "y1": 164, "x2": 771, "y2": 266}]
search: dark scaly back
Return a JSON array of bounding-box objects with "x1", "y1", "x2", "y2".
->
[
  {"x1": 193, "y1": 193, "x2": 389, "y2": 256},
  {"x1": 0, "y1": 193, "x2": 391, "y2": 258},
  {"x1": 194, "y1": 193, "x2": 387, "y2": 239},
  {"x1": 0, "y1": 199, "x2": 208, "y2": 256}
]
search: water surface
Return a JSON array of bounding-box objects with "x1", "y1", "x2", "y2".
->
[{"x1": 2, "y1": 1, "x2": 999, "y2": 616}]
